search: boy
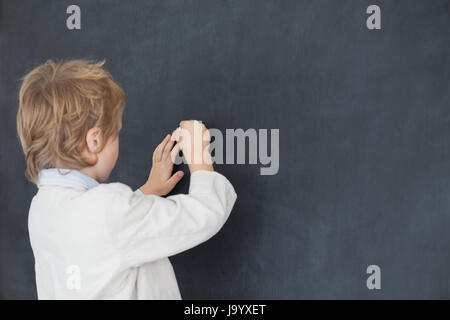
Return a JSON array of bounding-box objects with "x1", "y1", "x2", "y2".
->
[{"x1": 16, "y1": 60, "x2": 237, "y2": 299}]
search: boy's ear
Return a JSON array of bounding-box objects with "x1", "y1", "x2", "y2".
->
[{"x1": 85, "y1": 127, "x2": 103, "y2": 153}]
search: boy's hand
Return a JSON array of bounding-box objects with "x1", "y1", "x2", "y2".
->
[
  {"x1": 140, "y1": 134, "x2": 184, "y2": 196},
  {"x1": 172, "y1": 120, "x2": 214, "y2": 174}
]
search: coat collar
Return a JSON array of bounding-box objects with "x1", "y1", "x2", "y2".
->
[{"x1": 37, "y1": 168, "x2": 100, "y2": 190}]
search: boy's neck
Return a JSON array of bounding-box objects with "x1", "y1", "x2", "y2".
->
[{"x1": 79, "y1": 167, "x2": 100, "y2": 183}]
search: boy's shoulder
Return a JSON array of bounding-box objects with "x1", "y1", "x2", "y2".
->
[{"x1": 81, "y1": 182, "x2": 146, "y2": 214}]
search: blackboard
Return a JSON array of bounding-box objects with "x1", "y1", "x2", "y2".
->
[{"x1": 1, "y1": 0, "x2": 450, "y2": 299}]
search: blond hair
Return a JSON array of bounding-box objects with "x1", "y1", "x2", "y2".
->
[{"x1": 17, "y1": 59, "x2": 126, "y2": 184}]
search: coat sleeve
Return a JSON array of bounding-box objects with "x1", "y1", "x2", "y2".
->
[{"x1": 105, "y1": 170, "x2": 237, "y2": 267}]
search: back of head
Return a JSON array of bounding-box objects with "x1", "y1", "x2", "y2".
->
[{"x1": 16, "y1": 59, "x2": 126, "y2": 184}]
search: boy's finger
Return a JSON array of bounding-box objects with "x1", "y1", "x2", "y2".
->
[
  {"x1": 166, "y1": 171, "x2": 184, "y2": 190},
  {"x1": 170, "y1": 143, "x2": 181, "y2": 163},
  {"x1": 154, "y1": 134, "x2": 170, "y2": 161},
  {"x1": 162, "y1": 137, "x2": 175, "y2": 159},
  {"x1": 171, "y1": 127, "x2": 181, "y2": 141}
]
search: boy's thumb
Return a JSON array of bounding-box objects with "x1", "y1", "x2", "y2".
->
[{"x1": 167, "y1": 171, "x2": 184, "y2": 189}]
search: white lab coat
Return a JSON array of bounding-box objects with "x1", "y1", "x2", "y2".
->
[{"x1": 28, "y1": 169, "x2": 237, "y2": 300}]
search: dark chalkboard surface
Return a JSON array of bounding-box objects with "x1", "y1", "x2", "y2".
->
[{"x1": 1, "y1": 0, "x2": 450, "y2": 299}]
